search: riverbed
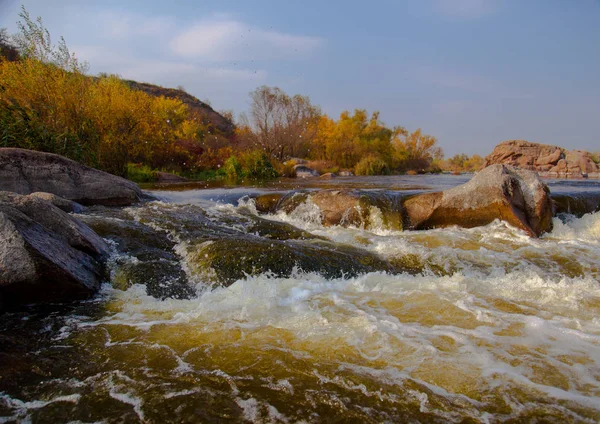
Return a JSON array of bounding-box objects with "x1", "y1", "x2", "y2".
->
[{"x1": 1, "y1": 175, "x2": 599, "y2": 423}]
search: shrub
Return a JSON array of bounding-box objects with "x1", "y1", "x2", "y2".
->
[
  {"x1": 223, "y1": 156, "x2": 243, "y2": 180},
  {"x1": 307, "y1": 160, "x2": 339, "y2": 175},
  {"x1": 239, "y1": 150, "x2": 279, "y2": 180},
  {"x1": 127, "y1": 163, "x2": 158, "y2": 183},
  {"x1": 277, "y1": 159, "x2": 297, "y2": 178},
  {"x1": 354, "y1": 155, "x2": 389, "y2": 176}
]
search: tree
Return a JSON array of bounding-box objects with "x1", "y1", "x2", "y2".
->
[
  {"x1": 245, "y1": 86, "x2": 321, "y2": 161},
  {"x1": 394, "y1": 128, "x2": 443, "y2": 171}
]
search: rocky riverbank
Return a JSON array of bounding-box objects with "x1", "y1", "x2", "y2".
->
[
  {"x1": 1, "y1": 148, "x2": 599, "y2": 310},
  {"x1": 484, "y1": 140, "x2": 600, "y2": 179}
]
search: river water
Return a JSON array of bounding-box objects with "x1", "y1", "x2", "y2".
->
[{"x1": 1, "y1": 175, "x2": 599, "y2": 423}]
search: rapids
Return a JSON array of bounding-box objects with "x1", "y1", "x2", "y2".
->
[{"x1": 1, "y1": 175, "x2": 599, "y2": 423}]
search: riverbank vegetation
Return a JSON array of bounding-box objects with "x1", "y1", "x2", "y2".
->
[{"x1": 0, "y1": 8, "x2": 482, "y2": 182}]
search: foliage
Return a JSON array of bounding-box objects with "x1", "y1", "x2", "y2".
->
[
  {"x1": 442, "y1": 153, "x2": 484, "y2": 173},
  {"x1": 354, "y1": 155, "x2": 390, "y2": 176},
  {"x1": 239, "y1": 86, "x2": 321, "y2": 161},
  {"x1": 239, "y1": 150, "x2": 279, "y2": 179},
  {"x1": 223, "y1": 156, "x2": 243, "y2": 180},
  {"x1": 277, "y1": 159, "x2": 297, "y2": 178},
  {"x1": 126, "y1": 163, "x2": 158, "y2": 183},
  {"x1": 1, "y1": 10, "x2": 450, "y2": 182},
  {"x1": 306, "y1": 160, "x2": 339, "y2": 175}
]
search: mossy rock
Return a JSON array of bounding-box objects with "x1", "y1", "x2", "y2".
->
[
  {"x1": 112, "y1": 260, "x2": 193, "y2": 299},
  {"x1": 187, "y1": 236, "x2": 395, "y2": 285}
]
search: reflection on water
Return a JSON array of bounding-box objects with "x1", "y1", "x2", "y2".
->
[{"x1": 1, "y1": 175, "x2": 600, "y2": 423}]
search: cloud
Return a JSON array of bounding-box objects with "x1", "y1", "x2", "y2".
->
[
  {"x1": 170, "y1": 18, "x2": 322, "y2": 61},
  {"x1": 433, "y1": 0, "x2": 498, "y2": 19},
  {"x1": 97, "y1": 12, "x2": 174, "y2": 39}
]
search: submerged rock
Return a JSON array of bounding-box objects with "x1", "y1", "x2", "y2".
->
[
  {"x1": 188, "y1": 236, "x2": 395, "y2": 285},
  {"x1": 403, "y1": 164, "x2": 554, "y2": 236},
  {"x1": 259, "y1": 190, "x2": 404, "y2": 230},
  {"x1": 0, "y1": 192, "x2": 108, "y2": 309},
  {"x1": 0, "y1": 148, "x2": 143, "y2": 206},
  {"x1": 129, "y1": 202, "x2": 397, "y2": 286}
]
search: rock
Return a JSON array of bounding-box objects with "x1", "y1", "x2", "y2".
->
[
  {"x1": 339, "y1": 171, "x2": 354, "y2": 177},
  {"x1": 188, "y1": 236, "x2": 395, "y2": 285},
  {"x1": 319, "y1": 173, "x2": 337, "y2": 179},
  {"x1": 29, "y1": 192, "x2": 86, "y2": 213},
  {"x1": 79, "y1": 209, "x2": 193, "y2": 300},
  {"x1": 273, "y1": 190, "x2": 404, "y2": 230},
  {"x1": 252, "y1": 193, "x2": 285, "y2": 214},
  {"x1": 0, "y1": 148, "x2": 144, "y2": 206},
  {"x1": 403, "y1": 164, "x2": 553, "y2": 237},
  {"x1": 0, "y1": 192, "x2": 109, "y2": 309},
  {"x1": 485, "y1": 140, "x2": 600, "y2": 178},
  {"x1": 155, "y1": 171, "x2": 188, "y2": 183},
  {"x1": 552, "y1": 193, "x2": 600, "y2": 217},
  {"x1": 293, "y1": 164, "x2": 319, "y2": 178}
]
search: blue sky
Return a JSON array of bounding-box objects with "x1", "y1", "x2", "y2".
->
[{"x1": 1, "y1": 0, "x2": 599, "y2": 156}]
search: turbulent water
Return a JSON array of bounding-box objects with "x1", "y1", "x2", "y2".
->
[{"x1": 1, "y1": 176, "x2": 600, "y2": 423}]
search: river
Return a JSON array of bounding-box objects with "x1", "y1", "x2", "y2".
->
[{"x1": 1, "y1": 175, "x2": 599, "y2": 423}]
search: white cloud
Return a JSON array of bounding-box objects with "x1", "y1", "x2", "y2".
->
[
  {"x1": 170, "y1": 18, "x2": 322, "y2": 61},
  {"x1": 433, "y1": 0, "x2": 498, "y2": 19}
]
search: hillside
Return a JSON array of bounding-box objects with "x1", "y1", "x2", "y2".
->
[{"x1": 124, "y1": 80, "x2": 235, "y2": 137}]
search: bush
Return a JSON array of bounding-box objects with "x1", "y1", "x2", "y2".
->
[
  {"x1": 222, "y1": 156, "x2": 243, "y2": 180},
  {"x1": 276, "y1": 159, "x2": 297, "y2": 178},
  {"x1": 354, "y1": 155, "x2": 389, "y2": 176},
  {"x1": 239, "y1": 150, "x2": 279, "y2": 180},
  {"x1": 127, "y1": 163, "x2": 158, "y2": 183},
  {"x1": 307, "y1": 160, "x2": 339, "y2": 175}
]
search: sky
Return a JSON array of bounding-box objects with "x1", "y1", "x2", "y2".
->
[{"x1": 1, "y1": 0, "x2": 599, "y2": 156}]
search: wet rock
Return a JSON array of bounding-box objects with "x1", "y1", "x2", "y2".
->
[
  {"x1": 128, "y1": 202, "x2": 398, "y2": 286},
  {"x1": 272, "y1": 190, "x2": 404, "y2": 230},
  {"x1": 0, "y1": 192, "x2": 109, "y2": 308},
  {"x1": 0, "y1": 148, "x2": 143, "y2": 206},
  {"x1": 339, "y1": 170, "x2": 354, "y2": 177},
  {"x1": 29, "y1": 192, "x2": 86, "y2": 213},
  {"x1": 403, "y1": 164, "x2": 554, "y2": 237},
  {"x1": 294, "y1": 164, "x2": 319, "y2": 178},
  {"x1": 552, "y1": 193, "x2": 600, "y2": 217},
  {"x1": 79, "y1": 211, "x2": 194, "y2": 299},
  {"x1": 252, "y1": 193, "x2": 285, "y2": 214},
  {"x1": 188, "y1": 236, "x2": 395, "y2": 285}
]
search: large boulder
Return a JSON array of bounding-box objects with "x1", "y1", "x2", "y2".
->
[
  {"x1": 484, "y1": 140, "x2": 600, "y2": 178},
  {"x1": 403, "y1": 165, "x2": 554, "y2": 236},
  {"x1": 0, "y1": 192, "x2": 109, "y2": 309},
  {"x1": 0, "y1": 148, "x2": 143, "y2": 206}
]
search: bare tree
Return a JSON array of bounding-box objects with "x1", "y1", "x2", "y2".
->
[{"x1": 247, "y1": 86, "x2": 320, "y2": 161}]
